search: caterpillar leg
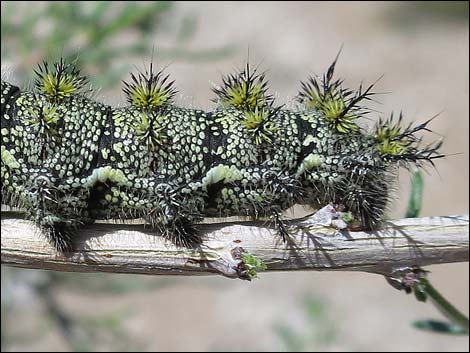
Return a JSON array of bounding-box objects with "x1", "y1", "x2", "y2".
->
[
  {"x1": 35, "y1": 176, "x2": 93, "y2": 251},
  {"x1": 204, "y1": 166, "x2": 302, "y2": 241},
  {"x1": 89, "y1": 179, "x2": 205, "y2": 247},
  {"x1": 262, "y1": 171, "x2": 303, "y2": 241},
  {"x1": 269, "y1": 207, "x2": 290, "y2": 242},
  {"x1": 339, "y1": 172, "x2": 391, "y2": 230},
  {"x1": 149, "y1": 182, "x2": 204, "y2": 246},
  {"x1": 2, "y1": 161, "x2": 92, "y2": 251}
]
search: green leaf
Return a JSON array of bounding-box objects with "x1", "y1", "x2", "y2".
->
[
  {"x1": 406, "y1": 170, "x2": 424, "y2": 218},
  {"x1": 413, "y1": 320, "x2": 469, "y2": 335}
]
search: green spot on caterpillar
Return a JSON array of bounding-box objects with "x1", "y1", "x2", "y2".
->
[
  {"x1": 202, "y1": 165, "x2": 243, "y2": 188},
  {"x1": 297, "y1": 154, "x2": 324, "y2": 175},
  {"x1": 85, "y1": 166, "x2": 130, "y2": 188},
  {"x1": 1, "y1": 146, "x2": 20, "y2": 169}
]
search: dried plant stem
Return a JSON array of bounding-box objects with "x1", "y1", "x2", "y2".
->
[{"x1": 1, "y1": 212, "x2": 468, "y2": 280}]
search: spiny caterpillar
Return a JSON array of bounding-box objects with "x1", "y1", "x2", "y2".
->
[{"x1": 0, "y1": 56, "x2": 443, "y2": 252}]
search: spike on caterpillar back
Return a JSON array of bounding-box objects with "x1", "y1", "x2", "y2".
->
[{"x1": 0, "y1": 56, "x2": 444, "y2": 251}]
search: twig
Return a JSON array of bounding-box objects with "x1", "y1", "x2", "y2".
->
[
  {"x1": 1, "y1": 210, "x2": 468, "y2": 280},
  {"x1": 419, "y1": 277, "x2": 469, "y2": 333}
]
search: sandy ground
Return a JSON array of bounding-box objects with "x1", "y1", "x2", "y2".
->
[{"x1": 1, "y1": 2, "x2": 469, "y2": 352}]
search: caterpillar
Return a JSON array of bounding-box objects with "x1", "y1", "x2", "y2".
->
[{"x1": 0, "y1": 56, "x2": 443, "y2": 252}]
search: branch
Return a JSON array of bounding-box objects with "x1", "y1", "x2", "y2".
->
[{"x1": 1, "y1": 209, "x2": 468, "y2": 280}]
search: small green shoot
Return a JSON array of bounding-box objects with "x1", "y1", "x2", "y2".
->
[
  {"x1": 412, "y1": 277, "x2": 469, "y2": 335},
  {"x1": 241, "y1": 253, "x2": 267, "y2": 280}
]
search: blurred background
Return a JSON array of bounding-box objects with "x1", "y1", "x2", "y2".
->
[{"x1": 1, "y1": 1, "x2": 468, "y2": 351}]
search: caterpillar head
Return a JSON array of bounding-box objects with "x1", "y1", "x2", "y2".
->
[{"x1": 294, "y1": 54, "x2": 445, "y2": 229}]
